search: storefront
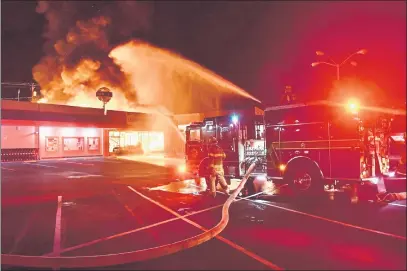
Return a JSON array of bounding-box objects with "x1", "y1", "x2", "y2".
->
[
  {"x1": 1, "y1": 125, "x2": 40, "y2": 161},
  {"x1": 39, "y1": 126, "x2": 103, "y2": 159},
  {"x1": 108, "y1": 130, "x2": 165, "y2": 154},
  {"x1": 1, "y1": 100, "x2": 177, "y2": 161},
  {"x1": 1, "y1": 100, "x2": 261, "y2": 161}
]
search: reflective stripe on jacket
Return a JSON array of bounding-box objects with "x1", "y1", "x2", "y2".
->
[{"x1": 208, "y1": 144, "x2": 226, "y2": 167}]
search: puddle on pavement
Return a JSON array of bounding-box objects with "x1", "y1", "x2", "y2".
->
[
  {"x1": 62, "y1": 201, "x2": 76, "y2": 207},
  {"x1": 247, "y1": 215, "x2": 264, "y2": 224},
  {"x1": 247, "y1": 201, "x2": 267, "y2": 211},
  {"x1": 44, "y1": 171, "x2": 102, "y2": 179},
  {"x1": 177, "y1": 207, "x2": 194, "y2": 215},
  {"x1": 149, "y1": 178, "x2": 208, "y2": 194}
]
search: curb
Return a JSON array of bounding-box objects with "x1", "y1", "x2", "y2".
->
[{"x1": 4, "y1": 156, "x2": 104, "y2": 163}]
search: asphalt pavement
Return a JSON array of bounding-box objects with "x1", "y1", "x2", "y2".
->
[{"x1": 1, "y1": 156, "x2": 406, "y2": 270}]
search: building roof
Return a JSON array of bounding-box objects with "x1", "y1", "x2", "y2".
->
[{"x1": 1, "y1": 100, "x2": 164, "y2": 130}]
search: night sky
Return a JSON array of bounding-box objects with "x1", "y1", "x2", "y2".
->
[{"x1": 1, "y1": 1, "x2": 406, "y2": 106}]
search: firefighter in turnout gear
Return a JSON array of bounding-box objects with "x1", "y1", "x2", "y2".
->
[
  {"x1": 280, "y1": 85, "x2": 297, "y2": 105},
  {"x1": 207, "y1": 137, "x2": 230, "y2": 198},
  {"x1": 376, "y1": 131, "x2": 406, "y2": 203}
]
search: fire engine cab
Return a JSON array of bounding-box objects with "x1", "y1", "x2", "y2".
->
[
  {"x1": 264, "y1": 99, "x2": 406, "y2": 200},
  {"x1": 181, "y1": 109, "x2": 266, "y2": 181}
]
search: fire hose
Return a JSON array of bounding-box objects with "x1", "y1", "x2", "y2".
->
[{"x1": 1, "y1": 162, "x2": 259, "y2": 268}]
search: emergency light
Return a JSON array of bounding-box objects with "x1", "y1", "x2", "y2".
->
[
  {"x1": 347, "y1": 99, "x2": 360, "y2": 114},
  {"x1": 231, "y1": 115, "x2": 239, "y2": 125}
]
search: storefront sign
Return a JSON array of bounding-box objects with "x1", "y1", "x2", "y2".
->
[
  {"x1": 88, "y1": 137, "x2": 100, "y2": 151},
  {"x1": 45, "y1": 137, "x2": 59, "y2": 152},
  {"x1": 63, "y1": 137, "x2": 84, "y2": 151}
]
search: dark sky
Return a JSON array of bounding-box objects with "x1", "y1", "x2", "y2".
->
[{"x1": 1, "y1": 1, "x2": 406, "y2": 106}]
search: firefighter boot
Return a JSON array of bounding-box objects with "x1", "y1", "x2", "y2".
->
[
  {"x1": 218, "y1": 177, "x2": 230, "y2": 195},
  {"x1": 215, "y1": 168, "x2": 229, "y2": 195},
  {"x1": 224, "y1": 186, "x2": 230, "y2": 195},
  {"x1": 210, "y1": 175, "x2": 217, "y2": 198}
]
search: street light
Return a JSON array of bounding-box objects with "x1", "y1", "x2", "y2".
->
[{"x1": 311, "y1": 49, "x2": 367, "y2": 80}]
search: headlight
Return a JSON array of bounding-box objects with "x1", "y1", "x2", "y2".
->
[{"x1": 178, "y1": 164, "x2": 186, "y2": 173}]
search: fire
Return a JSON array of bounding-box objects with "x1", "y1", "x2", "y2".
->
[
  {"x1": 34, "y1": 33, "x2": 259, "y2": 115},
  {"x1": 33, "y1": 12, "x2": 258, "y2": 148}
]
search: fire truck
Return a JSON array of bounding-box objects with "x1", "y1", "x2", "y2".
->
[
  {"x1": 180, "y1": 99, "x2": 406, "y2": 201},
  {"x1": 264, "y1": 99, "x2": 406, "y2": 200},
  {"x1": 180, "y1": 109, "x2": 267, "y2": 182}
]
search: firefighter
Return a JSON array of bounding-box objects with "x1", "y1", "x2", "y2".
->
[
  {"x1": 280, "y1": 85, "x2": 297, "y2": 105},
  {"x1": 207, "y1": 136, "x2": 230, "y2": 198},
  {"x1": 376, "y1": 131, "x2": 406, "y2": 203},
  {"x1": 398, "y1": 131, "x2": 407, "y2": 175},
  {"x1": 377, "y1": 191, "x2": 407, "y2": 203}
]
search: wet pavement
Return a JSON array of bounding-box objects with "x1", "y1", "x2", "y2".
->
[{"x1": 1, "y1": 157, "x2": 406, "y2": 270}]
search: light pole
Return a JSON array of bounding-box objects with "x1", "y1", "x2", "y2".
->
[{"x1": 311, "y1": 49, "x2": 367, "y2": 80}]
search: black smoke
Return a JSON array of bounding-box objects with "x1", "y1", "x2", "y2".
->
[{"x1": 33, "y1": 1, "x2": 154, "y2": 103}]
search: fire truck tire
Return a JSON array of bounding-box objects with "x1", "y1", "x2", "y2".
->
[{"x1": 285, "y1": 162, "x2": 324, "y2": 196}]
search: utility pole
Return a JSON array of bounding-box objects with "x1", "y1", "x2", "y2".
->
[{"x1": 31, "y1": 83, "x2": 35, "y2": 100}]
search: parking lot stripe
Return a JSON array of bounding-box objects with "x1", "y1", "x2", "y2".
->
[
  {"x1": 64, "y1": 161, "x2": 95, "y2": 166},
  {"x1": 8, "y1": 213, "x2": 38, "y2": 254},
  {"x1": 389, "y1": 203, "x2": 406, "y2": 207},
  {"x1": 243, "y1": 198, "x2": 407, "y2": 241},
  {"x1": 29, "y1": 163, "x2": 58, "y2": 168},
  {"x1": 52, "y1": 196, "x2": 63, "y2": 257},
  {"x1": 1, "y1": 167, "x2": 16, "y2": 171},
  {"x1": 128, "y1": 186, "x2": 281, "y2": 270},
  {"x1": 46, "y1": 191, "x2": 265, "y2": 256}
]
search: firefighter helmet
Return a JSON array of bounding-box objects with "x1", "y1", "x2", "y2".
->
[{"x1": 209, "y1": 136, "x2": 218, "y2": 144}]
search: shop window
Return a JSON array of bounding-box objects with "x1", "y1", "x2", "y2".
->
[
  {"x1": 63, "y1": 137, "x2": 84, "y2": 151},
  {"x1": 45, "y1": 137, "x2": 59, "y2": 152},
  {"x1": 147, "y1": 132, "x2": 164, "y2": 152},
  {"x1": 109, "y1": 131, "x2": 120, "y2": 137},
  {"x1": 88, "y1": 137, "x2": 100, "y2": 151}
]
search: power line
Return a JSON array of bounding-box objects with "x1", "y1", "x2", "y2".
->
[
  {"x1": 1, "y1": 82, "x2": 39, "y2": 86},
  {"x1": 1, "y1": 82, "x2": 40, "y2": 89},
  {"x1": 1, "y1": 85, "x2": 34, "y2": 88},
  {"x1": 2, "y1": 97, "x2": 34, "y2": 100}
]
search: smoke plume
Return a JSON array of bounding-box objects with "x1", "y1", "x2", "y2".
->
[
  {"x1": 33, "y1": 1, "x2": 154, "y2": 106},
  {"x1": 33, "y1": 1, "x2": 258, "y2": 116}
]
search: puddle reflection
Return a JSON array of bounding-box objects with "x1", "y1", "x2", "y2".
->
[{"x1": 149, "y1": 178, "x2": 208, "y2": 194}]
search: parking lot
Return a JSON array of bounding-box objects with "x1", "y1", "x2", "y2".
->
[{"x1": 1, "y1": 157, "x2": 406, "y2": 270}]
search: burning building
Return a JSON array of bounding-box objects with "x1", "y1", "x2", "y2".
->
[{"x1": 1, "y1": 1, "x2": 261, "y2": 161}]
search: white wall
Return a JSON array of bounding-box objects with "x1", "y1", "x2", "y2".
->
[
  {"x1": 1, "y1": 125, "x2": 38, "y2": 149},
  {"x1": 39, "y1": 126, "x2": 103, "y2": 159}
]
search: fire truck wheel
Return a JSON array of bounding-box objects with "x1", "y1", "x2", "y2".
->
[{"x1": 285, "y1": 163, "x2": 323, "y2": 196}]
